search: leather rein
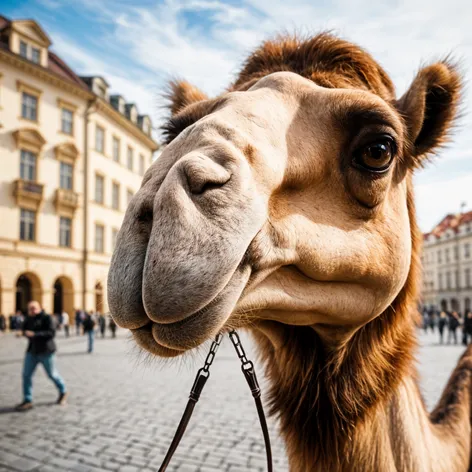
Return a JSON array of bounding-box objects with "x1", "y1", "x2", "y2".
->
[{"x1": 157, "y1": 330, "x2": 273, "y2": 472}]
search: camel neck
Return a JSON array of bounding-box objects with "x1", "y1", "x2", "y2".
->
[{"x1": 254, "y1": 322, "x2": 472, "y2": 472}]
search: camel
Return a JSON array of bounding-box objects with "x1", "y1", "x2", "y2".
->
[{"x1": 108, "y1": 33, "x2": 471, "y2": 471}]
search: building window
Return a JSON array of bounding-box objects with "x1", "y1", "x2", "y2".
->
[
  {"x1": 112, "y1": 182, "x2": 120, "y2": 210},
  {"x1": 60, "y1": 162, "x2": 73, "y2": 190},
  {"x1": 112, "y1": 228, "x2": 119, "y2": 250},
  {"x1": 31, "y1": 47, "x2": 41, "y2": 64},
  {"x1": 112, "y1": 137, "x2": 120, "y2": 163},
  {"x1": 445, "y1": 248, "x2": 450, "y2": 263},
  {"x1": 454, "y1": 246, "x2": 459, "y2": 261},
  {"x1": 95, "y1": 224, "x2": 105, "y2": 253},
  {"x1": 20, "y1": 150, "x2": 37, "y2": 181},
  {"x1": 446, "y1": 272, "x2": 451, "y2": 290},
  {"x1": 95, "y1": 174, "x2": 104, "y2": 204},
  {"x1": 455, "y1": 270, "x2": 460, "y2": 289},
  {"x1": 127, "y1": 147, "x2": 133, "y2": 171},
  {"x1": 95, "y1": 125, "x2": 105, "y2": 153},
  {"x1": 20, "y1": 40, "x2": 28, "y2": 58},
  {"x1": 97, "y1": 85, "x2": 107, "y2": 99},
  {"x1": 139, "y1": 154, "x2": 145, "y2": 176},
  {"x1": 127, "y1": 189, "x2": 134, "y2": 206},
  {"x1": 61, "y1": 108, "x2": 73, "y2": 135},
  {"x1": 22, "y1": 92, "x2": 38, "y2": 121},
  {"x1": 59, "y1": 216, "x2": 72, "y2": 247},
  {"x1": 466, "y1": 269, "x2": 471, "y2": 288},
  {"x1": 438, "y1": 273, "x2": 443, "y2": 290},
  {"x1": 437, "y1": 250, "x2": 442, "y2": 263},
  {"x1": 20, "y1": 208, "x2": 35, "y2": 241},
  {"x1": 465, "y1": 243, "x2": 470, "y2": 259}
]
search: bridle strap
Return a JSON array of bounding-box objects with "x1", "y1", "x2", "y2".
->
[
  {"x1": 157, "y1": 331, "x2": 273, "y2": 472},
  {"x1": 229, "y1": 330, "x2": 273, "y2": 472}
]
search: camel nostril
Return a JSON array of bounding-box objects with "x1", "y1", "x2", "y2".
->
[
  {"x1": 195, "y1": 178, "x2": 231, "y2": 195},
  {"x1": 183, "y1": 158, "x2": 231, "y2": 195}
]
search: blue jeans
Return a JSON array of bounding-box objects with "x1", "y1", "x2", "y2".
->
[
  {"x1": 23, "y1": 352, "x2": 66, "y2": 403},
  {"x1": 87, "y1": 330, "x2": 94, "y2": 352}
]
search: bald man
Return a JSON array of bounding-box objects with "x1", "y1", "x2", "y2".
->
[{"x1": 15, "y1": 301, "x2": 68, "y2": 411}]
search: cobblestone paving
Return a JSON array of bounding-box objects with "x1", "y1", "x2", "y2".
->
[{"x1": 0, "y1": 328, "x2": 467, "y2": 471}]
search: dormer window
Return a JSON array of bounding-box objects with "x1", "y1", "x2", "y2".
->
[
  {"x1": 8, "y1": 19, "x2": 51, "y2": 68},
  {"x1": 31, "y1": 47, "x2": 40, "y2": 64},
  {"x1": 18, "y1": 40, "x2": 42, "y2": 65},
  {"x1": 20, "y1": 40, "x2": 28, "y2": 58},
  {"x1": 97, "y1": 85, "x2": 107, "y2": 99}
]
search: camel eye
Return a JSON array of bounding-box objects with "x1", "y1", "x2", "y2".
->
[{"x1": 353, "y1": 138, "x2": 395, "y2": 173}]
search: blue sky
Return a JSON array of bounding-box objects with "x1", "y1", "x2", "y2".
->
[{"x1": 3, "y1": 0, "x2": 472, "y2": 232}]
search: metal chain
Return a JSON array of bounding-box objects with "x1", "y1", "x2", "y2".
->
[
  {"x1": 228, "y1": 330, "x2": 250, "y2": 367},
  {"x1": 202, "y1": 332, "x2": 223, "y2": 372}
]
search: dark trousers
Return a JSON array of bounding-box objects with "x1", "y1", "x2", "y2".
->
[
  {"x1": 438, "y1": 325, "x2": 445, "y2": 343},
  {"x1": 64, "y1": 325, "x2": 69, "y2": 337},
  {"x1": 448, "y1": 327, "x2": 458, "y2": 344}
]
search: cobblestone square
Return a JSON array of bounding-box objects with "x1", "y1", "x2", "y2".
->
[{"x1": 0, "y1": 329, "x2": 466, "y2": 471}]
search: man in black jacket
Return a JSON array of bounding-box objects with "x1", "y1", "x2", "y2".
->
[{"x1": 15, "y1": 301, "x2": 68, "y2": 411}]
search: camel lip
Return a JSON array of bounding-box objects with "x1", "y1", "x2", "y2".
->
[{"x1": 130, "y1": 290, "x2": 228, "y2": 352}]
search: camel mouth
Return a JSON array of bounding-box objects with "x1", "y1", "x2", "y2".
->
[{"x1": 130, "y1": 265, "x2": 252, "y2": 356}]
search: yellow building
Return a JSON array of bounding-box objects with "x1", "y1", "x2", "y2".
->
[{"x1": 0, "y1": 16, "x2": 159, "y2": 319}]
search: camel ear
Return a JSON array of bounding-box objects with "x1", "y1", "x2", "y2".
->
[
  {"x1": 396, "y1": 62, "x2": 462, "y2": 166},
  {"x1": 165, "y1": 80, "x2": 208, "y2": 116}
]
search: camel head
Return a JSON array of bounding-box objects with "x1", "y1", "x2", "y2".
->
[{"x1": 108, "y1": 34, "x2": 461, "y2": 358}]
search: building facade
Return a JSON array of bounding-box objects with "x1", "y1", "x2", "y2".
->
[
  {"x1": 421, "y1": 211, "x2": 472, "y2": 313},
  {"x1": 0, "y1": 17, "x2": 159, "y2": 318}
]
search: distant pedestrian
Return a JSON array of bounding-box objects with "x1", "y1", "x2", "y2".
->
[
  {"x1": 428, "y1": 311, "x2": 436, "y2": 333},
  {"x1": 14, "y1": 310, "x2": 25, "y2": 332},
  {"x1": 0, "y1": 313, "x2": 6, "y2": 333},
  {"x1": 15, "y1": 301, "x2": 68, "y2": 411},
  {"x1": 83, "y1": 313, "x2": 96, "y2": 353},
  {"x1": 464, "y1": 311, "x2": 472, "y2": 345},
  {"x1": 438, "y1": 311, "x2": 448, "y2": 344},
  {"x1": 75, "y1": 309, "x2": 83, "y2": 335},
  {"x1": 448, "y1": 311, "x2": 460, "y2": 345},
  {"x1": 61, "y1": 310, "x2": 70, "y2": 338},
  {"x1": 109, "y1": 318, "x2": 117, "y2": 338},
  {"x1": 98, "y1": 314, "x2": 106, "y2": 338}
]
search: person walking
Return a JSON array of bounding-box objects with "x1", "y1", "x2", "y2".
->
[
  {"x1": 83, "y1": 312, "x2": 96, "y2": 353},
  {"x1": 438, "y1": 311, "x2": 448, "y2": 344},
  {"x1": 15, "y1": 301, "x2": 68, "y2": 411},
  {"x1": 464, "y1": 310, "x2": 472, "y2": 345},
  {"x1": 61, "y1": 310, "x2": 70, "y2": 338},
  {"x1": 98, "y1": 314, "x2": 106, "y2": 339},
  {"x1": 448, "y1": 311, "x2": 460, "y2": 345},
  {"x1": 109, "y1": 317, "x2": 117, "y2": 338},
  {"x1": 74, "y1": 309, "x2": 82, "y2": 335},
  {"x1": 0, "y1": 313, "x2": 6, "y2": 333}
]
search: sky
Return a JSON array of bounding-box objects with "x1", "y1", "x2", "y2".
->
[{"x1": 3, "y1": 0, "x2": 472, "y2": 232}]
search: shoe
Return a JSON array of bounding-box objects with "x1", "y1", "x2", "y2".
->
[
  {"x1": 15, "y1": 401, "x2": 33, "y2": 411},
  {"x1": 57, "y1": 392, "x2": 69, "y2": 406}
]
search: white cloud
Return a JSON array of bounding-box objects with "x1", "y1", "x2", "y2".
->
[{"x1": 415, "y1": 173, "x2": 472, "y2": 231}]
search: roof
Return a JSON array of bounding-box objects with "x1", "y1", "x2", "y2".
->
[
  {"x1": 0, "y1": 15, "x2": 89, "y2": 91},
  {"x1": 424, "y1": 210, "x2": 472, "y2": 239},
  {"x1": 80, "y1": 75, "x2": 110, "y2": 87}
]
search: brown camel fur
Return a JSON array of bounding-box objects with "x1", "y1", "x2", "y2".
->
[{"x1": 108, "y1": 34, "x2": 472, "y2": 471}]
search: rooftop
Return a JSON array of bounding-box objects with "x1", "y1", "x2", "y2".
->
[{"x1": 424, "y1": 210, "x2": 472, "y2": 239}]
